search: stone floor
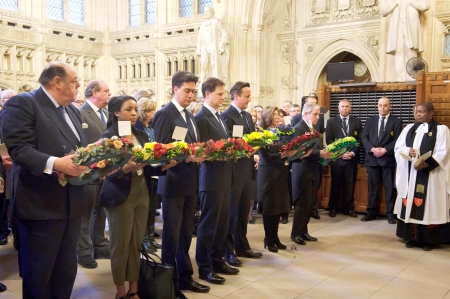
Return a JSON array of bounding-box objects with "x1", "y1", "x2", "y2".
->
[{"x1": 2, "y1": 210, "x2": 450, "y2": 299}]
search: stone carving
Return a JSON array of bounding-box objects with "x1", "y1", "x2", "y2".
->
[
  {"x1": 334, "y1": 0, "x2": 353, "y2": 20},
  {"x1": 442, "y1": 58, "x2": 450, "y2": 71},
  {"x1": 263, "y1": 14, "x2": 276, "y2": 32},
  {"x1": 281, "y1": 42, "x2": 294, "y2": 64},
  {"x1": 16, "y1": 48, "x2": 31, "y2": 58},
  {"x1": 311, "y1": 0, "x2": 331, "y2": 24},
  {"x1": 283, "y1": 0, "x2": 292, "y2": 31},
  {"x1": 281, "y1": 77, "x2": 290, "y2": 89},
  {"x1": 19, "y1": 84, "x2": 33, "y2": 93},
  {"x1": 196, "y1": 6, "x2": 230, "y2": 86},
  {"x1": 367, "y1": 35, "x2": 380, "y2": 59},
  {"x1": 436, "y1": 1, "x2": 450, "y2": 12},
  {"x1": 357, "y1": 0, "x2": 379, "y2": 18},
  {"x1": 0, "y1": 45, "x2": 11, "y2": 55},
  {"x1": 381, "y1": 0, "x2": 430, "y2": 81},
  {"x1": 46, "y1": 52, "x2": 62, "y2": 61},
  {"x1": 260, "y1": 86, "x2": 274, "y2": 100}
]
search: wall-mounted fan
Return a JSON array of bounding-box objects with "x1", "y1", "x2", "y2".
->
[{"x1": 406, "y1": 57, "x2": 428, "y2": 79}]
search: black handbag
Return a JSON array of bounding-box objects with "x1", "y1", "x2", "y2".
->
[{"x1": 138, "y1": 248, "x2": 175, "y2": 299}]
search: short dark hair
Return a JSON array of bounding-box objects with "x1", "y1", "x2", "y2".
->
[
  {"x1": 172, "y1": 71, "x2": 198, "y2": 93},
  {"x1": 85, "y1": 80, "x2": 102, "y2": 98},
  {"x1": 418, "y1": 102, "x2": 434, "y2": 112},
  {"x1": 230, "y1": 81, "x2": 250, "y2": 100},
  {"x1": 201, "y1": 77, "x2": 225, "y2": 96},
  {"x1": 291, "y1": 104, "x2": 300, "y2": 109},
  {"x1": 106, "y1": 95, "x2": 136, "y2": 128},
  {"x1": 38, "y1": 61, "x2": 68, "y2": 86}
]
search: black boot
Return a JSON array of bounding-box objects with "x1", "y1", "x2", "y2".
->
[{"x1": 263, "y1": 215, "x2": 278, "y2": 253}]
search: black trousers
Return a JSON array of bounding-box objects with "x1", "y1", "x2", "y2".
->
[
  {"x1": 328, "y1": 163, "x2": 357, "y2": 211},
  {"x1": 196, "y1": 189, "x2": 230, "y2": 274},
  {"x1": 263, "y1": 214, "x2": 280, "y2": 244},
  {"x1": 225, "y1": 179, "x2": 252, "y2": 254},
  {"x1": 366, "y1": 165, "x2": 396, "y2": 218},
  {"x1": 161, "y1": 195, "x2": 196, "y2": 288},
  {"x1": 291, "y1": 174, "x2": 319, "y2": 237},
  {"x1": 19, "y1": 217, "x2": 81, "y2": 299}
]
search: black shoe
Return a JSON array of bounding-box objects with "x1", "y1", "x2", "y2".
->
[
  {"x1": 291, "y1": 235, "x2": 306, "y2": 245},
  {"x1": 311, "y1": 210, "x2": 320, "y2": 219},
  {"x1": 280, "y1": 218, "x2": 288, "y2": 224},
  {"x1": 388, "y1": 218, "x2": 397, "y2": 224},
  {"x1": 274, "y1": 237, "x2": 287, "y2": 250},
  {"x1": 235, "y1": 249, "x2": 263, "y2": 258},
  {"x1": 155, "y1": 210, "x2": 160, "y2": 216},
  {"x1": 199, "y1": 272, "x2": 225, "y2": 284},
  {"x1": 77, "y1": 255, "x2": 98, "y2": 269},
  {"x1": 93, "y1": 251, "x2": 110, "y2": 259},
  {"x1": 302, "y1": 234, "x2": 318, "y2": 242},
  {"x1": 142, "y1": 241, "x2": 157, "y2": 253},
  {"x1": 361, "y1": 215, "x2": 376, "y2": 222},
  {"x1": 423, "y1": 243, "x2": 434, "y2": 251},
  {"x1": 154, "y1": 232, "x2": 160, "y2": 238},
  {"x1": 213, "y1": 262, "x2": 239, "y2": 275},
  {"x1": 225, "y1": 254, "x2": 242, "y2": 266},
  {"x1": 179, "y1": 280, "x2": 210, "y2": 293},
  {"x1": 0, "y1": 282, "x2": 6, "y2": 292},
  {"x1": 0, "y1": 238, "x2": 7, "y2": 245},
  {"x1": 347, "y1": 210, "x2": 357, "y2": 218},
  {"x1": 405, "y1": 241, "x2": 417, "y2": 248},
  {"x1": 149, "y1": 236, "x2": 162, "y2": 249},
  {"x1": 248, "y1": 219, "x2": 255, "y2": 224},
  {"x1": 175, "y1": 290, "x2": 187, "y2": 299},
  {"x1": 329, "y1": 209, "x2": 337, "y2": 217},
  {"x1": 264, "y1": 239, "x2": 278, "y2": 253}
]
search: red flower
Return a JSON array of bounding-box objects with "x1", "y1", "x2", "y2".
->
[
  {"x1": 154, "y1": 143, "x2": 162, "y2": 151},
  {"x1": 215, "y1": 140, "x2": 225, "y2": 149}
]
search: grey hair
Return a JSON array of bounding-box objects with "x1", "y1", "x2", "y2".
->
[
  {"x1": 0, "y1": 89, "x2": 15, "y2": 99},
  {"x1": 302, "y1": 102, "x2": 320, "y2": 117}
]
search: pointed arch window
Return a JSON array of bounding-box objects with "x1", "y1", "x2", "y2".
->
[
  {"x1": 0, "y1": 0, "x2": 18, "y2": 10},
  {"x1": 198, "y1": 0, "x2": 212, "y2": 14}
]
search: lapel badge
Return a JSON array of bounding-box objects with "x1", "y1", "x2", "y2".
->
[
  {"x1": 82, "y1": 123, "x2": 89, "y2": 129},
  {"x1": 428, "y1": 132, "x2": 432, "y2": 137},
  {"x1": 390, "y1": 131, "x2": 394, "y2": 136},
  {"x1": 354, "y1": 131, "x2": 357, "y2": 136}
]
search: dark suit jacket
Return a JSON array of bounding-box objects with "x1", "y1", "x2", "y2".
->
[
  {"x1": 152, "y1": 101, "x2": 199, "y2": 197},
  {"x1": 361, "y1": 115, "x2": 402, "y2": 167},
  {"x1": 325, "y1": 115, "x2": 362, "y2": 166},
  {"x1": 221, "y1": 105, "x2": 255, "y2": 183},
  {"x1": 2, "y1": 87, "x2": 87, "y2": 220},
  {"x1": 79, "y1": 102, "x2": 107, "y2": 144},
  {"x1": 291, "y1": 113, "x2": 324, "y2": 133},
  {"x1": 98, "y1": 126, "x2": 164, "y2": 207},
  {"x1": 290, "y1": 119, "x2": 321, "y2": 200},
  {"x1": 195, "y1": 106, "x2": 232, "y2": 192}
]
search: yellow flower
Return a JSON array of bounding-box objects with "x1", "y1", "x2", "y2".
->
[
  {"x1": 249, "y1": 132, "x2": 262, "y2": 140},
  {"x1": 263, "y1": 130, "x2": 275, "y2": 138},
  {"x1": 97, "y1": 160, "x2": 106, "y2": 169},
  {"x1": 177, "y1": 141, "x2": 188, "y2": 148},
  {"x1": 143, "y1": 152, "x2": 151, "y2": 161},
  {"x1": 113, "y1": 140, "x2": 123, "y2": 149},
  {"x1": 144, "y1": 142, "x2": 156, "y2": 150}
]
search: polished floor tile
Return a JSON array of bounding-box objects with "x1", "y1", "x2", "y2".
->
[{"x1": 2, "y1": 211, "x2": 450, "y2": 299}]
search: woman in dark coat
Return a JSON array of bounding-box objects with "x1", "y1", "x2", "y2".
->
[{"x1": 257, "y1": 106, "x2": 296, "y2": 252}]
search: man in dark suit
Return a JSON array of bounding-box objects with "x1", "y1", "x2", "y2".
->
[
  {"x1": 152, "y1": 71, "x2": 209, "y2": 299},
  {"x1": 221, "y1": 81, "x2": 262, "y2": 265},
  {"x1": 194, "y1": 77, "x2": 239, "y2": 285},
  {"x1": 77, "y1": 80, "x2": 111, "y2": 268},
  {"x1": 326, "y1": 99, "x2": 362, "y2": 218},
  {"x1": 2, "y1": 61, "x2": 88, "y2": 298},
  {"x1": 291, "y1": 103, "x2": 332, "y2": 245},
  {"x1": 361, "y1": 97, "x2": 402, "y2": 224},
  {"x1": 291, "y1": 95, "x2": 324, "y2": 220}
]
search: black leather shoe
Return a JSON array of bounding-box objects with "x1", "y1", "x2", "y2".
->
[
  {"x1": 93, "y1": 251, "x2": 110, "y2": 259},
  {"x1": 280, "y1": 217, "x2": 288, "y2": 224},
  {"x1": 361, "y1": 215, "x2": 376, "y2": 222},
  {"x1": 199, "y1": 272, "x2": 225, "y2": 284},
  {"x1": 302, "y1": 234, "x2": 318, "y2": 242},
  {"x1": 235, "y1": 249, "x2": 263, "y2": 259},
  {"x1": 77, "y1": 255, "x2": 98, "y2": 269},
  {"x1": 405, "y1": 241, "x2": 417, "y2": 248},
  {"x1": 311, "y1": 210, "x2": 320, "y2": 219},
  {"x1": 0, "y1": 238, "x2": 7, "y2": 245},
  {"x1": 388, "y1": 218, "x2": 397, "y2": 224},
  {"x1": 0, "y1": 282, "x2": 6, "y2": 292},
  {"x1": 175, "y1": 290, "x2": 187, "y2": 299},
  {"x1": 142, "y1": 241, "x2": 157, "y2": 253},
  {"x1": 291, "y1": 235, "x2": 306, "y2": 245},
  {"x1": 225, "y1": 254, "x2": 242, "y2": 266},
  {"x1": 329, "y1": 209, "x2": 337, "y2": 217},
  {"x1": 179, "y1": 280, "x2": 210, "y2": 293},
  {"x1": 154, "y1": 232, "x2": 160, "y2": 238},
  {"x1": 248, "y1": 219, "x2": 255, "y2": 224},
  {"x1": 149, "y1": 236, "x2": 162, "y2": 249},
  {"x1": 423, "y1": 243, "x2": 434, "y2": 251},
  {"x1": 213, "y1": 262, "x2": 239, "y2": 275},
  {"x1": 347, "y1": 210, "x2": 357, "y2": 218}
]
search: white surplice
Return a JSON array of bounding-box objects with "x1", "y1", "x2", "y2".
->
[{"x1": 394, "y1": 123, "x2": 450, "y2": 225}]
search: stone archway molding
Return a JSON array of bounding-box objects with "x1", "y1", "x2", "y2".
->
[
  {"x1": 0, "y1": 81, "x2": 13, "y2": 91},
  {"x1": 303, "y1": 38, "x2": 380, "y2": 94}
]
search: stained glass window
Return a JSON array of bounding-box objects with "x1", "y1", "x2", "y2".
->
[
  {"x1": 47, "y1": 0, "x2": 63, "y2": 21},
  {"x1": 198, "y1": 0, "x2": 212, "y2": 14},
  {"x1": 445, "y1": 34, "x2": 450, "y2": 56},
  {"x1": 179, "y1": 0, "x2": 192, "y2": 17},
  {"x1": 0, "y1": 0, "x2": 18, "y2": 10},
  {"x1": 146, "y1": 0, "x2": 156, "y2": 24},
  {"x1": 130, "y1": 0, "x2": 140, "y2": 26},
  {"x1": 68, "y1": 0, "x2": 84, "y2": 24}
]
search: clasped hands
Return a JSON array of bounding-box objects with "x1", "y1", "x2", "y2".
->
[{"x1": 371, "y1": 147, "x2": 387, "y2": 158}]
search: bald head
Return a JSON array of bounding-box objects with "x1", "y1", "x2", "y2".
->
[{"x1": 377, "y1": 97, "x2": 391, "y2": 117}]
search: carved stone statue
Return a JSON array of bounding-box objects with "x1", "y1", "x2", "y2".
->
[
  {"x1": 196, "y1": 6, "x2": 229, "y2": 87},
  {"x1": 380, "y1": 0, "x2": 430, "y2": 81}
]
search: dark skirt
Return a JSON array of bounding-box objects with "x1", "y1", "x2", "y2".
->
[
  {"x1": 396, "y1": 219, "x2": 450, "y2": 244},
  {"x1": 257, "y1": 165, "x2": 290, "y2": 216}
]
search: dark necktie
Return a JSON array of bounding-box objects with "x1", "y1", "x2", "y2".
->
[
  {"x1": 342, "y1": 117, "x2": 348, "y2": 135},
  {"x1": 183, "y1": 109, "x2": 197, "y2": 142},
  {"x1": 240, "y1": 111, "x2": 250, "y2": 132},
  {"x1": 99, "y1": 109, "x2": 106, "y2": 125},
  {"x1": 215, "y1": 112, "x2": 227, "y2": 136},
  {"x1": 379, "y1": 116, "x2": 386, "y2": 137},
  {"x1": 58, "y1": 106, "x2": 65, "y2": 118}
]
